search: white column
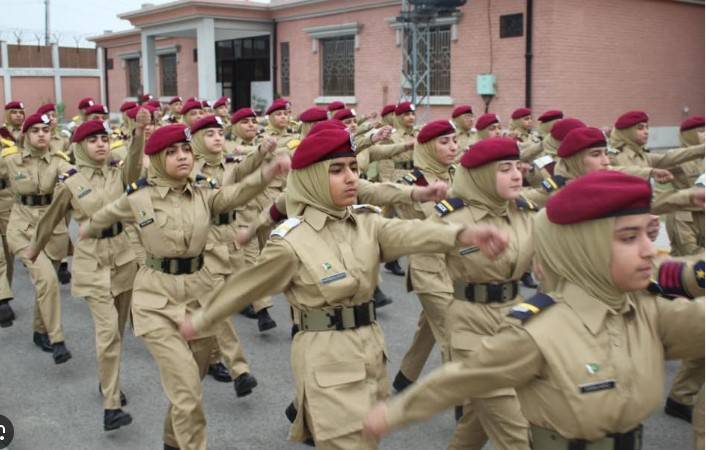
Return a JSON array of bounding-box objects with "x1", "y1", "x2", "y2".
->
[
  {"x1": 97, "y1": 46, "x2": 106, "y2": 106},
  {"x1": 141, "y1": 33, "x2": 157, "y2": 96},
  {"x1": 51, "y1": 43, "x2": 62, "y2": 106},
  {"x1": 0, "y1": 41, "x2": 10, "y2": 101},
  {"x1": 196, "y1": 17, "x2": 217, "y2": 100}
]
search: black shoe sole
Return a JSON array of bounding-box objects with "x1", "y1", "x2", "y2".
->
[
  {"x1": 104, "y1": 414, "x2": 133, "y2": 431},
  {"x1": 392, "y1": 372, "x2": 414, "y2": 392},
  {"x1": 235, "y1": 377, "x2": 258, "y2": 398},
  {"x1": 374, "y1": 298, "x2": 393, "y2": 309},
  {"x1": 285, "y1": 402, "x2": 297, "y2": 423},
  {"x1": 34, "y1": 335, "x2": 54, "y2": 353},
  {"x1": 207, "y1": 365, "x2": 233, "y2": 383},
  {"x1": 665, "y1": 402, "x2": 693, "y2": 423},
  {"x1": 0, "y1": 319, "x2": 13, "y2": 328},
  {"x1": 258, "y1": 320, "x2": 277, "y2": 332},
  {"x1": 54, "y1": 352, "x2": 72, "y2": 364}
]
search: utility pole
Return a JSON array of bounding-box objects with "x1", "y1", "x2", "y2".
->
[{"x1": 44, "y1": 0, "x2": 50, "y2": 46}]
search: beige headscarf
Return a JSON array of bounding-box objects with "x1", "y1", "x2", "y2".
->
[
  {"x1": 190, "y1": 128, "x2": 222, "y2": 165},
  {"x1": 413, "y1": 135, "x2": 454, "y2": 180},
  {"x1": 680, "y1": 126, "x2": 704, "y2": 147},
  {"x1": 286, "y1": 159, "x2": 349, "y2": 219},
  {"x1": 74, "y1": 140, "x2": 108, "y2": 171},
  {"x1": 609, "y1": 125, "x2": 644, "y2": 155},
  {"x1": 147, "y1": 148, "x2": 192, "y2": 190},
  {"x1": 537, "y1": 118, "x2": 558, "y2": 138},
  {"x1": 554, "y1": 146, "x2": 608, "y2": 180},
  {"x1": 382, "y1": 113, "x2": 395, "y2": 127},
  {"x1": 300, "y1": 122, "x2": 315, "y2": 139},
  {"x1": 23, "y1": 131, "x2": 50, "y2": 158},
  {"x1": 393, "y1": 114, "x2": 414, "y2": 135},
  {"x1": 452, "y1": 162, "x2": 508, "y2": 217},
  {"x1": 542, "y1": 133, "x2": 560, "y2": 157},
  {"x1": 452, "y1": 116, "x2": 470, "y2": 133},
  {"x1": 534, "y1": 210, "x2": 627, "y2": 310}
]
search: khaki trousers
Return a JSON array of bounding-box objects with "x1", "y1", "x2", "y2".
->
[
  {"x1": 18, "y1": 250, "x2": 64, "y2": 343},
  {"x1": 694, "y1": 387, "x2": 704, "y2": 450},
  {"x1": 208, "y1": 318, "x2": 250, "y2": 377}
]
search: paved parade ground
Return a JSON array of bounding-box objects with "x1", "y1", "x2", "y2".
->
[{"x1": 0, "y1": 229, "x2": 695, "y2": 450}]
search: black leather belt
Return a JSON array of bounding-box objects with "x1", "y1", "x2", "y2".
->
[
  {"x1": 144, "y1": 253, "x2": 204, "y2": 275},
  {"x1": 297, "y1": 302, "x2": 377, "y2": 331},
  {"x1": 19, "y1": 193, "x2": 53, "y2": 206},
  {"x1": 394, "y1": 160, "x2": 414, "y2": 170},
  {"x1": 0, "y1": 179, "x2": 7, "y2": 190},
  {"x1": 212, "y1": 210, "x2": 236, "y2": 226},
  {"x1": 98, "y1": 222, "x2": 124, "y2": 239},
  {"x1": 531, "y1": 424, "x2": 642, "y2": 450},
  {"x1": 453, "y1": 281, "x2": 519, "y2": 303}
]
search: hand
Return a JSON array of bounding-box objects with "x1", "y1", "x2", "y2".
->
[
  {"x1": 372, "y1": 126, "x2": 393, "y2": 144},
  {"x1": 519, "y1": 162, "x2": 531, "y2": 177},
  {"x1": 650, "y1": 168, "x2": 674, "y2": 184},
  {"x1": 262, "y1": 154, "x2": 291, "y2": 182},
  {"x1": 646, "y1": 214, "x2": 661, "y2": 242},
  {"x1": 363, "y1": 402, "x2": 391, "y2": 439},
  {"x1": 411, "y1": 180, "x2": 448, "y2": 203},
  {"x1": 404, "y1": 141, "x2": 415, "y2": 150},
  {"x1": 259, "y1": 136, "x2": 277, "y2": 156},
  {"x1": 366, "y1": 112, "x2": 378, "y2": 120},
  {"x1": 24, "y1": 246, "x2": 39, "y2": 263},
  {"x1": 691, "y1": 187, "x2": 705, "y2": 208},
  {"x1": 457, "y1": 224, "x2": 509, "y2": 259},
  {"x1": 179, "y1": 316, "x2": 198, "y2": 341},
  {"x1": 134, "y1": 107, "x2": 152, "y2": 133},
  {"x1": 77, "y1": 223, "x2": 89, "y2": 241},
  {"x1": 234, "y1": 225, "x2": 256, "y2": 247}
]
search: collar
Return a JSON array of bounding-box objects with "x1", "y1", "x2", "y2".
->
[
  {"x1": 467, "y1": 203, "x2": 491, "y2": 221},
  {"x1": 156, "y1": 183, "x2": 193, "y2": 198},
  {"x1": 303, "y1": 206, "x2": 355, "y2": 231},
  {"x1": 561, "y1": 282, "x2": 635, "y2": 335},
  {"x1": 22, "y1": 147, "x2": 52, "y2": 162}
]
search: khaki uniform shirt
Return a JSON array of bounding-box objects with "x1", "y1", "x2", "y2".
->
[
  {"x1": 609, "y1": 143, "x2": 704, "y2": 171},
  {"x1": 667, "y1": 210, "x2": 705, "y2": 257},
  {"x1": 378, "y1": 129, "x2": 417, "y2": 182},
  {"x1": 386, "y1": 284, "x2": 705, "y2": 440}
]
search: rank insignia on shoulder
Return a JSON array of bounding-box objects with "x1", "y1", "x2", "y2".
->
[
  {"x1": 435, "y1": 197, "x2": 465, "y2": 216},
  {"x1": 352, "y1": 204, "x2": 381, "y2": 214},
  {"x1": 646, "y1": 280, "x2": 664, "y2": 296},
  {"x1": 540, "y1": 175, "x2": 566, "y2": 193},
  {"x1": 400, "y1": 168, "x2": 428, "y2": 186},
  {"x1": 110, "y1": 140, "x2": 125, "y2": 150},
  {"x1": 0, "y1": 145, "x2": 18, "y2": 158},
  {"x1": 271, "y1": 217, "x2": 302, "y2": 238},
  {"x1": 224, "y1": 154, "x2": 240, "y2": 164},
  {"x1": 58, "y1": 168, "x2": 78, "y2": 182},
  {"x1": 195, "y1": 174, "x2": 219, "y2": 189},
  {"x1": 109, "y1": 159, "x2": 124, "y2": 168},
  {"x1": 54, "y1": 150, "x2": 70, "y2": 162},
  {"x1": 126, "y1": 178, "x2": 149, "y2": 195},
  {"x1": 287, "y1": 139, "x2": 301, "y2": 150},
  {"x1": 515, "y1": 195, "x2": 537, "y2": 211},
  {"x1": 508, "y1": 293, "x2": 555, "y2": 322}
]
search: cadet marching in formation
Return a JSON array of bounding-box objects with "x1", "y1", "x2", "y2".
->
[{"x1": 0, "y1": 93, "x2": 703, "y2": 450}]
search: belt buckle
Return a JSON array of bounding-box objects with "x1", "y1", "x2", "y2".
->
[
  {"x1": 487, "y1": 283, "x2": 502, "y2": 302},
  {"x1": 326, "y1": 308, "x2": 344, "y2": 330},
  {"x1": 354, "y1": 303, "x2": 371, "y2": 326}
]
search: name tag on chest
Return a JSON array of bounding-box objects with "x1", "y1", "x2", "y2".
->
[
  {"x1": 320, "y1": 272, "x2": 347, "y2": 285},
  {"x1": 459, "y1": 247, "x2": 479, "y2": 256},
  {"x1": 579, "y1": 379, "x2": 616, "y2": 394}
]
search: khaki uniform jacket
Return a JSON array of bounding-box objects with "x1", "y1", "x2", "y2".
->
[
  {"x1": 378, "y1": 129, "x2": 416, "y2": 182},
  {"x1": 192, "y1": 206, "x2": 463, "y2": 442},
  {"x1": 84, "y1": 168, "x2": 269, "y2": 336},
  {"x1": 385, "y1": 283, "x2": 705, "y2": 441},
  {"x1": 667, "y1": 210, "x2": 705, "y2": 257},
  {"x1": 609, "y1": 143, "x2": 704, "y2": 171}
]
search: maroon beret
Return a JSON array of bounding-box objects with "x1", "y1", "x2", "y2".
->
[
  {"x1": 231, "y1": 107, "x2": 256, "y2": 124},
  {"x1": 418, "y1": 120, "x2": 456, "y2": 144},
  {"x1": 298, "y1": 107, "x2": 328, "y2": 123},
  {"x1": 333, "y1": 108, "x2": 356, "y2": 121},
  {"x1": 557, "y1": 127, "x2": 607, "y2": 158},
  {"x1": 381, "y1": 104, "x2": 396, "y2": 116},
  {"x1": 452, "y1": 105, "x2": 473, "y2": 118},
  {"x1": 71, "y1": 119, "x2": 111, "y2": 143},
  {"x1": 144, "y1": 124, "x2": 191, "y2": 155},
  {"x1": 475, "y1": 113, "x2": 500, "y2": 131},
  {"x1": 680, "y1": 116, "x2": 705, "y2": 132},
  {"x1": 4, "y1": 100, "x2": 24, "y2": 110},
  {"x1": 36, "y1": 103, "x2": 56, "y2": 115},
  {"x1": 308, "y1": 119, "x2": 347, "y2": 136},
  {"x1": 395, "y1": 101, "x2": 415, "y2": 116},
  {"x1": 201, "y1": 100, "x2": 211, "y2": 108},
  {"x1": 119, "y1": 101, "x2": 137, "y2": 112},
  {"x1": 538, "y1": 109, "x2": 563, "y2": 123},
  {"x1": 191, "y1": 115, "x2": 224, "y2": 134},
  {"x1": 185, "y1": 97, "x2": 198, "y2": 103},
  {"x1": 85, "y1": 104, "x2": 109, "y2": 116},
  {"x1": 146, "y1": 100, "x2": 161, "y2": 109},
  {"x1": 78, "y1": 97, "x2": 95, "y2": 110},
  {"x1": 266, "y1": 98, "x2": 291, "y2": 115},
  {"x1": 550, "y1": 118, "x2": 586, "y2": 141},
  {"x1": 460, "y1": 137, "x2": 519, "y2": 169},
  {"x1": 22, "y1": 112, "x2": 51, "y2": 133},
  {"x1": 213, "y1": 96, "x2": 230, "y2": 109},
  {"x1": 615, "y1": 110, "x2": 649, "y2": 129},
  {"x1": 168, "y1": 96, "x2": 183, "y2": 105},
  {"x1": 180, "y1": 100, "x2": 203, "y2": 116},
  {"x1": 291, "y1": 129, "x2": 355, "y2": 170},
  {"x1": 126, "y1": 106, "x2": 148, "y2": 120},
  {"x1": 546, "y1": 170, "x2": 651, "y2": 224},
  {"x1": 327, "y1": 101, "x2": 345, "y2": 112},
  {"x1": 139, "y1": 93, "x2": 154, "y2": 104},
  {"x1": 511, "y1": 107, "x2": 531, "y2": 120}
]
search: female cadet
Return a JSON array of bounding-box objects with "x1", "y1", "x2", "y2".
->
[
  {"x1": 509, "y1": 108, "x2": 540, "y2": 148},
  {"x1": 298, "y1": 107, "x2": 329, "y2": 138},
  {"x1": 451, "y1": 105, "x2": 477, "y2": 160},
  {"x1": 78, "y1": 123, "x2": 289, "y2": 450},
  {"x1": 27, "y1": 115, "x2": 147, "y2": 430},
  {"x1": 365, "y1": 170, "x2": 705, "y2": 450},
  {"x1": 180, "y1": 99, "x2": 206, "y2": 127},
  {"x1": 0, "y1": 112, "x2": 73, "y2": 363},
  {"x1": 535, "y1": 109, "x2": 563, "y2": 139},
  {"x1": 179, "y1": 127, "x2": 509, "y2": 450},
  {"x1": 189, "y1": 114, "x2": 275, "y2": 391},
  {"x1": 474, "y1": 113, "x2": 503, "y2": 140}
]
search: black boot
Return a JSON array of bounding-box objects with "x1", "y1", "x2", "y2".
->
[
  {"x1": 384, "y1": 260, "x2": 405, "y2": 276},
  {"x1": 0, "y1": 299, "x2": 15, "y2": 327},
  {"x1": 57, "y1": 261, "x2": 72, "y2": 285},
  {"x1": 372, "y1": 286, "x2": 393, "y2": 309},
  {"x1": 164, "y1": 444, "x2": 180, "y2": 450},
  {"x1": 33, "y1": 332, "x2": 54, "y2": 352},
  {"x1": 665, "y1": 397, "x2": 693, "y2": 422},
  {"x1": 52, "y1": 342, "x2": 72, "y2": 364},
  {"x1": 285, "y1": 403, "x2": 314, "y2": 446},
  {"x1": 207, "y1": 362, "x2": 233, "y2": 383},
  {"x1": 520, "y1": 272, "x2": 538, "y2": 289},
  {"x1": 234, "y1": 372, "x2": 258, "y2": 397},
  {"x1": 240, "y1": 304, "x2": 258, "y2": 319},
  {"x1": 392, "y1": 371, "x2": 414, "y2": 392},
  {"x1": 98, "y1": 384, "x2": 128, "y2": 407},
  {"x1": 257, "y1": 308, "x2": 277, "y2": 332},
  {"x1": 104, "y1": 408, "x2": 132, "y2": 431},
  {"x1": 455, "y1": 405, "x2": 464, "y2": 421}
]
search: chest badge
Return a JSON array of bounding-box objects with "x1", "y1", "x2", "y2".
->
[
  {"x1": 77, "y1": 186, "x2": 92, "y2": 198},
  {"x1": 585, "y1": 363, "x2": 600, "y2": 374},
  {"x1": 322, "y1": 262, "x2": 333, "y2": 271},
  {"x1": 138, "y1": 210, "x2": 154, "y2": 228},
  {"x1": 14, "y1": 172, "x2": 27, "y2": 180}
]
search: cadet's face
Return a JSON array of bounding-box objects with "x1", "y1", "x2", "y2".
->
[
  {"x1": 27, "y1": 124, "x2": 51, "y2": 149},
  {"x1": 581, "y1": 147, "x2": 610, "y2": 174},
  {"x1": 186, "y1": 109, "x2": 205, "y2": 126},
  {"x1": 84, "y1": 134, "x2": 110, "y2": 163},
  {"x1": 697, "y1": 129, "x2": 705, "y2": 144},
  {"x1": 215, "y1": 105, "x2": 229, "y2": 117},
  {"x1": 238, "y1": 117, "x2": 258, "y2": 139},
  {"x1": 88, "y1": 113, "x2": 107, "y2": 121},
  {"x1": 328, "y1": 157, "x2": 359, "y2": 207},
  {"x1": 144, "y1": 123, "x2": 155, "y2": 140},
  {"x1": 520, "y1": 116, "x2": 533, "y2": 129},
  {"x1": 434, "y1": 134, "x2": 458, "y2": 166},
  {"x1": 171, "y1": 102, "x2": 183, "y2": 114},
  {"x1": 203, "y1": 128, "x2": 225, "y2": 153},
  {"x1": 8, "y1": 110, "x2": 25, "y2": 126},
  {"x1": 486, "y1": 123, "x2": 502, "y2": 138},
  {"x1": 495, "y1": 160, "x2": 523, "y2": 200},
  {"x1": 632, "y1": 123, "x2": 649, "y2": 145},
  {"x1": 461, "y1": 113, "x2": 474, "y2": 129},
  {"x1": 343, "y1": 118, "x2": 357, "y2": 133},
  {"x1": 46, "y1": 111, "x2": 58, "y2": 128},
  {"x1": 272, "y1": 110, "x2": 290, "y2": 129},
  {"x1": 610, "y1": 214, "x2": 655, "y2": 291},
  {"x1": 164, "y1": 143, "x2": 194, "y2": 179},
  {"x1": 402, "y1": 112, "x2": 416, "y2": 128}
]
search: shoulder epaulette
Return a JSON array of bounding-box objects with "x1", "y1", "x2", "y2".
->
[
  {"x1": 287, "y1": 139, "x2": 301, "y2": 150},
  {"x1": 109, "y1": 159, "x2": 124, "y2": 168},
  {"x1": 400, "y1": 168, "x2": 428, "y2": 186},
  {"x1": 647, "y1": 280, "x2": 664, "y2": 297},
  {"x1": 110, "y1": 140, "x2": 125, "y2": 150},
  {"x1": 271, "y1": 217, "x2": 301, "y2": 238},
  {"x1": 352, "y1": 204, "x2": 382, "y2": 214},
  {"x1": 1, "y1": 146, "x2": 18, "y2": 158},
  {"x1": 515, "y1": 195, "x2": 537, "y2": 211},
  {"x1": 508, "y1": 293, "x2": 555, "y2": 322},
  {"x1": 53, "y1": 150, "x2": 70, "y2": 162},
  {"x1": 126, "y1": 178, "x2": 149, "y2": 195},
  {"x1": 540, "y1": 175, "x2": 567, "y2": 193},
  {"x1": 0, "y1": 128, "x2": 15, "y2": 143},
  {"x1": 224, "y1": 154, "x2": 243, "y2": 164},
  {"x1": 194, "y1": 174, "x2": 219, "y2": 189},
  {"x1": 0, "y1": 136, "x2": 15, "y2": 148},
  {"x1": 434, "y1": 197, "x2": 466, "y2": 216},
  {"x1": 58, "y1": 168, "x2": 78, "y2": 182},
  {"x1": 655, "y1": 259, "x2": 705, "y2": 299}
]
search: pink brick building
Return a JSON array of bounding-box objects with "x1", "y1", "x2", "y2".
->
[{"x1": 87, "y1": 0, "x2": 704, "y2": 144}]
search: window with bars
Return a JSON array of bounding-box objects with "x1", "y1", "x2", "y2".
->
[
  {"x1": 404, "y1": 25, "x2": 451, "y2": 97},
  {"x1": 321, "y1": 36, "x2": 355, "y2": 96},
  {"x1": 160, "y1": 54, "x2": 178, "y2": 97},
  {"x1": 280, "y1": 42, "x2": 290, "y2": 96},
  {"x1": 126, "y1": 58, "x2": 141, "y2": 97}
]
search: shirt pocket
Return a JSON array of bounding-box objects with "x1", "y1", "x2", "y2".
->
[{"x1": 299, "y1": 263, "x2": 360, "y2": 303}]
